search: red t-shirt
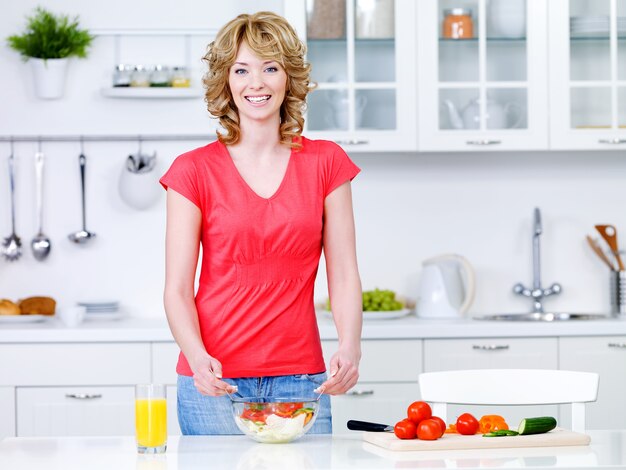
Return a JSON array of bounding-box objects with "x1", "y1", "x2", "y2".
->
[{"x1": 159, "y1": 137, "x2": 360, "y2": 378}]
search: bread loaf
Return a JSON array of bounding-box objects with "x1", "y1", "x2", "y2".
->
[
  {"x1": 0, "y1": 299, "x2": 20, "y2": 315},
  {"x1": 18, "y1": 296, "x2": 56, "y2": 315}
]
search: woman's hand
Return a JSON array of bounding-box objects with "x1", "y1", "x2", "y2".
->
[
  {"x1": 315, "y1": 346, "x2": 360, "y2": 395},
  {"x1": 189, "y1": 353, "x2": 238, "y2": 397}
]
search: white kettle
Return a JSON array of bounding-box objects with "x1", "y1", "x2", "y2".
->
[{"x1": 416, "y1": 254, "x2": 476, "y2": 318}]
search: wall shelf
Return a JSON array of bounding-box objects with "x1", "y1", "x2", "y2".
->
[{"x1": 100, "y1": 87, "x2": 203, "y2": 99}]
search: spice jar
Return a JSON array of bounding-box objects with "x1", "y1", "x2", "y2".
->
[
  {"x1": 112, "y1": 64, "x2": 132, "y2": 87},
  {"x1": 130, "y1": 65, "x2": 151, "y2": 87},
  {"x1": 150, "y1": 65, "x2": 170, "y2": 87},
  {"x1": 443, "y1": 8, "x2": 474, "y2": 39},
  {"x1": 171, "y1": 67, "x2": 191, "y2": 88}
]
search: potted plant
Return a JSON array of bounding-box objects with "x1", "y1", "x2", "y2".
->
[{"x1": 7, "y1": 7, "x2": 93, "y2": 99}]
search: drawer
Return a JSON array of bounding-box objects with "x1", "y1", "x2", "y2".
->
[
  {"x1": 423, "y1": 337, "x2": 558, "y2": 371},
  {"x1": 322, "y1": 339, "x2": 422, "y2": 382},
  {"x1": 0, "y1": 343, "x2": 150, "y2": 386},
  {"x1": 152, "y1": 342, "x2": 180, "y2": 385},
  {"x1": 17, "y1": 386, "x2": 135, "y2": 436}
]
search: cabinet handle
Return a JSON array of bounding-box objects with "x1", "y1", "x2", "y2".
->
[
  {"x1": 334, "y1": 139, "x2": 369, "y2": 146},
  {"x1": 466, "y1": 139, "x2": 502, "y2": 146},
  {"x1": 608, "y1": 343, "x2": 626, "y2": 349},
  {"x1": 65, "y1": 393, "x2": 103, "y2": 400},
  {"x1": 598, "y1": 139, "x2": 626, "y2": 145},
  {"x1": 346, "y1": 389, "x2": 374, "y2": 396},
  {"x1": 472, "y1": 344, "x2": 510, "y2": 351}
]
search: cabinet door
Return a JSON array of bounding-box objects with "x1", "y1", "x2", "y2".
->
[
  {"x1": 17, "y1": 386, "x2": 135, "y2": 437},
  {"x1": 330, "y1": 382, "x2": 419, "y2": 434},
  {"x1": 559, "y1": 336, "x2": 626, "y2": 430},
  {"x1": 549, "y1": 0, "x2": 626, "y2": 149},
  {"x1": 285, "y1": 0, "x2": 418, "y2": 152},
  {"x1": 152, "y1": 342, "x2": 180, "y2": 385},
  {"x1": 418, "y1": 0, "x2": 548, "y2": 151},
  {"x1": 166, "y1": 385, "x2": 181, "y2": 436},
  {"x1": 424, "y1": 338, "x2": 559, "y2": 424},
  {"x1": 0, "y1": 387, "x2": 15, "y2": 439}
]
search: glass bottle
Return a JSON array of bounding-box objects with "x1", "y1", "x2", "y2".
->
[{"x1": 171, "y1": 67, "x2": 191, "y2": 88}]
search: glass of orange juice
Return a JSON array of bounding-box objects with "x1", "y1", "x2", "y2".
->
[{"x1": 135, "y1": 384, "x2": 167, "y2": 454}]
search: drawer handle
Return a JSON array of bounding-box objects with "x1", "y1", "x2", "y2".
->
[
  {"x1": 346, "y1": 389, "x2": 374, "y2": 396},
  {"x1": 65, "y1": 393, "x2": 102, "y2": 400},
  {"x1": 334, "y1": 139, "x2": 369, "y2": 146},
  {"x1": 598, "y1": 138, "x2": 626, "y2": 145},
  {"x1": 608, "y1": 343, "x2": 626, "y2": 349},
  {"x1": 466, "y1": 139, "x2": 501, "y2": 146},
  {"x1": 473, "y1": 344, "x2": 510, "y2": 351}
]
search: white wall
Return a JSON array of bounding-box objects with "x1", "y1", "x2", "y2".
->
[{"x1": 1, "y1": 1, "x2": 624, "y2": 318}]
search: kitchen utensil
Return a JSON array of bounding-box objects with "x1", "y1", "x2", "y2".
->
[
  {"x1": 348, "y1": 420, "x2": 394, "y2": 432},
  {"x1": 2, "y1": 152, "x2": 22, "y2": 261},
  {"x1": 68, "y1": 153, "x2": 96, "y2": 244},
  {"x1": 31, "y1": 151, "x2": 51, "y2": 260},
  {"x1": 595, "y1": 225, "x2": 624, "y2": 271},
  {"x1": 586, "y1": 235, "x2": 616, "y2": 271},
  {"x1": 416, "y1": 254, "x2": 475, "y2": 318},
  {"x1": 363, "y1": 427, "x2": 590, "y2": 451},
  {"x1": 610, "y1": 271, "x2": 626, "y2": 315}
]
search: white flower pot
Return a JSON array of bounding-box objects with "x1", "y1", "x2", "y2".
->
[{"x1": 29, "y1": 58, "x2": 69, "y2": 100}]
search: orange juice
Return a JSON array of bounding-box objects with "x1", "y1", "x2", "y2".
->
[{"x1": 135, "y1": 398, "x2": 167, "y2": 448}]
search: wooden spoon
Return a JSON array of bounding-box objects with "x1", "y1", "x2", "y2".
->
[
  {"x1": 595, "y1": 224, "x2": 625, "y2": 271},
  {"x1": 586, "y1": 235, "x2": 617, "y2": 271}
]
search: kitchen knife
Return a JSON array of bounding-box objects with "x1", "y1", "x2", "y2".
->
[{"x1": 347, "y1": 420, "x2": 394, "y2": 432}]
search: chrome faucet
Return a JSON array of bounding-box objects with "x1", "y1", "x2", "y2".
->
[{"x1": 513, "y1": 208, "x2": 561, "y2": 313}]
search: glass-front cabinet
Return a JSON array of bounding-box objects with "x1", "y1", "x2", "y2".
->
[
  {"x1": 417, "y1": 0, "x2": 548, "y2": 151},
  {"x1": 549, "y1": 0, "x2": 626, "y2": 149},
  {"x1": 285, "y1": 0, "x2": 417, "y2": 151}
]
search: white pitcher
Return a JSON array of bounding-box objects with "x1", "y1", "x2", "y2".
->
[{"x1": 416, "y1": 254, "x2": 476, "y2": 318}]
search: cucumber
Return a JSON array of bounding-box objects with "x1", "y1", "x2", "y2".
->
[
  {"x1": 517, "y1": 417, "x2": 557, "y2": 435},
  {"x1": 483, "y1": 430, "x2": 519, "y2": 437}
]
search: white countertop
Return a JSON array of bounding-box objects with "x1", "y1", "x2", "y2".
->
[
  {"x1": 0, "y1": 431, "x2": 624, "y2": 470},
  {"x1": 1, "y1": 314, "x2": 626, "y2": 343}
]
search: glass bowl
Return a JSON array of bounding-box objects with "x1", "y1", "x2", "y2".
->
[{"x1": 231, "y1": 397, "x2": 319, "y2": 443}]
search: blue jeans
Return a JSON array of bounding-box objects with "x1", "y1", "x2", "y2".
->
[{"x1": 177, "y1": 372, "x2": 332, "y2": 435}]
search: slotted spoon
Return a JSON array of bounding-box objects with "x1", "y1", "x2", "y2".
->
[{"x1": 1, "y1": 153, "x2": 22, "y2": 261}]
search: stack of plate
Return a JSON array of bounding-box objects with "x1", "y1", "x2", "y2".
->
[
  {"x1": 570, "y1": 16, "x2": 626, "y2": 36},
  {"x1": 78, "y1": 301, "x2": 123, "y2": 320}
]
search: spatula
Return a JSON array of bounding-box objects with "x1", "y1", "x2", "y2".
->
[
  {"x1": 595, "y1": 225, "x2": 625, "y2": 271},
  {"x1": 586, "y1": 235, "x2": 617, "y2": 271}
]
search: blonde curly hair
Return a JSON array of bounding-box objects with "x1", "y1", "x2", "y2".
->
[{"x1": 202, "y1": 11, "x2": 311, "y2": 150}]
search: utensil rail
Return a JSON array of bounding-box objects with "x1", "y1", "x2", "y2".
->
[{"x1": 0, "y1": 134, "x2": 216, "y2": 143}]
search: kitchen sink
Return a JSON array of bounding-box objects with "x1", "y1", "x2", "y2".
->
[{"x1": 474, "y1": 312, "x2": 618, "y2": 322}]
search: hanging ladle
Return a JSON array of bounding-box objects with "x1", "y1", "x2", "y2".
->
[
  {"x1": 1, "y1": 142, "x2": 22, "y2": 261},
  {"x1": 31, "y1": 147, "x2": 52, "y2": 260},
  {"x1": 68, "y1": 143, "x2": 96, "y2": 244}
]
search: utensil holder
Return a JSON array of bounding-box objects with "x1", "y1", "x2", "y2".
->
[{"x1": 610, "y1": 271, "x2": 626, "y2": 315}]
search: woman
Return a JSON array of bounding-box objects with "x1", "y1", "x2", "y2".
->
[{"x1": 160, "y1": 11, "x2": 362, "y2": 435}]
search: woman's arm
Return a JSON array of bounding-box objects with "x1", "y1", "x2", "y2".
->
[
  {"x1": 317, "y1": 181, "x2": 362, "y2": 395},
  {"x1": 164, "y1": 189, "x2": 236, "y2": 396}
]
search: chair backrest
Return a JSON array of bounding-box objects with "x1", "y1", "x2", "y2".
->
[{"x1": 418, "y1": 369, "x2": 599, "y2": 433}]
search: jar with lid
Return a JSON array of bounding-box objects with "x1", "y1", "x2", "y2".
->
[
  {"x1": 443, "y1": 8, "x2": 474, "y2": 39},
  {"x1": 150, "y1": 65, "x2": 170, "y2": 87},
  {"x1": 113, "y1": 64, "x2": 132, "y2": 87},
  {"x1": 130, "y1": 65, "x2": 151, "y2": 87},
  {"x1": 171, "y1": 66, "x2": 191, "y2": 88}
]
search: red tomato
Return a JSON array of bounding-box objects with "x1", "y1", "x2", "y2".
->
[
  {"x1": 272, "y1": 402, "x2": 303, "y2": 417},
  {"x1": 430, "y1": 416, "x2": 446, "y2": 437},
  {"x1": 394, "y1": 418, "x2": 417, "y2": 439},
  {"x1": 407, "y1": 401, "x2": 432, "y2": 424},
  {"x1": 456, "y1": 413, "x2": 479, "y2": 435},
  {"x1": 417, "y1": 419, "x2": 441, "y2": 440}
]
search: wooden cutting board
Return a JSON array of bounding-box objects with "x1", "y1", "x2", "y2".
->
[{"x1": 363, "y1": 428, "x2": 591, "y2": 451}]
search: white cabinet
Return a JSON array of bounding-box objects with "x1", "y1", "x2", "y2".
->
[
  {"x1": 152, "y1": 342, "x2": 182, "y2": 436},
  {"x1": 548, "y1": 0, "x2": 626, "y2": 149},
  {"x1": 424, "y1": 338, "x2": 559, "y2": 424},
  {"x1": 417, "y1": 0, "x2": 549, "y2": 151},
  {"x1": 285, "y1": 0, "x2": 418, "y2": 152},
  {"x1": 559, "y1": 336, "x2": 626, "y2": 430},
  {"x1": 0, "y1": 387, "x2": 15, "y2": 440},
  {"x1": 321, "y1": 339, "x2": 422, "y2": 433},
  {"x1": 17, "y1": 386, "x2": 134, "y2": 437}
]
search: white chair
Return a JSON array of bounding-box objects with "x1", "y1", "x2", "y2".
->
[{"x1": 418, "y1": 369, "x2": 599, "y2": 433}]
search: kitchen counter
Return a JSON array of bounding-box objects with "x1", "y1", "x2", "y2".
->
[
  {"x1": 1, "y1": 314, "x2": 626, "y2": 343},
  {"x1": 1, "y1": 431, "x2": 624, "y2": 470}
]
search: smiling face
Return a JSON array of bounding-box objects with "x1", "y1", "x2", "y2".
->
[{"x1": 228, "y1": 41, "x2": 287, "y2": 127}]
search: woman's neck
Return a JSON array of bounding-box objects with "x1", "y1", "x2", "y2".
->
[{"x1": 235, "y1": 115, "x2": 284, "y2": 154}]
